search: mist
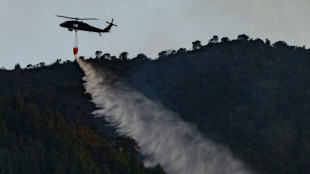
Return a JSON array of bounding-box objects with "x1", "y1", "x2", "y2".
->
[{"x1": 75, "y1": 56, "x2": 251, "y2": 174}]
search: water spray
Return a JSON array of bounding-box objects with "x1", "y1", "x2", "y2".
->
[{"x1": 74, "y1": 57, "x2": 252, "y2": 174}]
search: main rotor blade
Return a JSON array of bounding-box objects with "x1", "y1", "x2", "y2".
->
[
  {"x1": 56, "y1": 15, "x2": 78, "y2": 20},
  {"x1": 79, "y1": 18, "x2": 99, "y2": 20},
  {"x1": 56, "y1": 15, "x2": 98, "y2": 20}
]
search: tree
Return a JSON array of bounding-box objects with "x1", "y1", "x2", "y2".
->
[
  {"x1": 39, "y1": 62, "x2": 45, "y2": 67},
  {"x1": 95, "y1": 51, "x2": 102, "y2": 59},
  {"x1": 177, "y1": 48, "x2": 186, "y2": 54},
  {"x1": 273, "y1": 41, "x2": 288, "y2": 48},
  {"x1": 209, "y1": 35, "x2": 219, "y2": 44},
  {"x1": 265, "y1": 39, "x2": 271, "y2": 46},
  {"x1": 192, "y1": 40, "x2": 202, "y2": 50},
  {"x1": 132, "y1": 53, "x2": 150, "y2": 62},
  {"x1": 26, "y1": 64, "x2": 33, "y2": 69},
  {"x1": 110, "y1": 56, "x2": 117, "y2": 61},
  {"x1": 168, "y1": 49, "x2": 176, "y2": 55},
  {"x1": 237, "y1": 34, "x2": 249, "y2": 41},
  {"x1": 63, "y1": 60, "x2": 72, "y2": 64},
  {"x1": 221, "y1": 37, "x2": 230, "y2": 43},
  {"x1": 114, "y1": 136, "x2": 140, "y2": 154},
  {"x1": 54, "y1": 59, "x2": 61, "y2": 65},
  {"x1": 14, "y1": 63, "x2": 21, "y2": 70},
  {"x1": 158, "y1": 50, "x2": 168, "y2": 58},
  {"x1": 100, "y1": 53, "x2": 110, "y2": 60},
  {"x1": 119, "y1": 52, "x2": 129, "y2": 61},
  {"x1": 252, "y1": 38, "x2": 264, "y2": 45}
]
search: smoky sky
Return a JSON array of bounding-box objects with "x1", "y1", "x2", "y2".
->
[{"x1": 0, "y1": 0, "x2": 309, "y2": 68}]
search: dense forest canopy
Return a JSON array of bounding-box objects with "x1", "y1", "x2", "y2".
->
[{"x1": 1, "y1": 34, "x2": 310, "y2": 174}]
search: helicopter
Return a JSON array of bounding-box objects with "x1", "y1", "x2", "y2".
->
[
  {"x1": 57, "y1": 15, "x2": 117, "y2": 55},
  {"x1": 57, "y1": 15, "x2": 117, "y2": 36}
]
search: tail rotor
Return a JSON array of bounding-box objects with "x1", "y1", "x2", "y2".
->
[{"x1": 106, "y1": 18, "x2": 117, "y2": 27}]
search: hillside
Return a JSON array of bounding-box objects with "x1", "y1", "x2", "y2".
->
[
  {"x1": 1, "y1": 35, "x2": 310, "y2": 174},
  {"x1": 122, "y1": 39, "x2": 310, "y2": 174},
  {"x1": 0, "y1": 61, "x2": 165, "y2": 173}
]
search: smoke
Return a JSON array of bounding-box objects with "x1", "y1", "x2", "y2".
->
[{"x1": 75, "y1": 56, "x2": 251, "y2": 174}]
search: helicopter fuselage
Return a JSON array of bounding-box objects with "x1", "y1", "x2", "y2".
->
[{"x1": 60, "y1": 21, "x2": 105, "y2": 33}]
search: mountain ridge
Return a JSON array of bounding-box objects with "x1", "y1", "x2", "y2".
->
[{"x1": 1, "y1": 35, "x2": 310, "y2": 173}]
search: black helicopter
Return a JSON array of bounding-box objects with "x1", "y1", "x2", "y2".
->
[{"x1": 57, "y1": 15, "x2": 117, "y2": 36}]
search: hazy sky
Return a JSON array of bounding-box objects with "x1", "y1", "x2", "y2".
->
[{"x1": 1, "y1": 0, "x2": 309, "y2": 69}]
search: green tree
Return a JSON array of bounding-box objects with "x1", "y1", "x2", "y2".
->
[
  {"x1": 158, "y1": 50, "x2": 168, "y2": 58},
  {"x1": 265, "y1": 39, "x2": 271, "y2": 46},
  {"x1": 237, "y1": 34, "x2": 249, "y2": 41},
  {"x1": 209, "y1": 35, "x2": 219, "y2": 44},
  {"x1": 177, "y1": 48, "x2": 186, "y2": 54},
  {"x1": 95, "y1": 51, "x2": 102, "y2": 59},
  {"x1": 221, "y1": 37, "x2": 230, "y2": 43},
  {"x1": 14, "y1": 63, "x2": 21, "y2": 70},
  {"x1": 119, "y1": 52, "x2": 129, "y2": 61},
  {"x1": 273, "y1": 41, "x2": 288, "y2": 48},
  {"x1": 100, "y1": 53, "x2": 110, "y2": 60},
  {"x1": 26, "y1": 64, "x2": 33, "y2": 69},
  {"x1": 133, "y1": 53, "x2": 149, "y2": 62},
  {"x1": 192, "y1": 40, "x2": 202, "y2": 50}
]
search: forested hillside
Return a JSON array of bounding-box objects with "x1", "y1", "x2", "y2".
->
[
  {"x1": 123, "y1": 37, "x2": 310, "y2": 174},
  {"x1": 0, "y1": 61, "x2": 165, "y2": 173},
  {"x1": 1, "y1": 34, "x2": 310, "y2": 174}
]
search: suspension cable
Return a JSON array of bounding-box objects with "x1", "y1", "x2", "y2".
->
[{"x1": 74, "y1": 30, "x2": 78, "y2": 47}]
